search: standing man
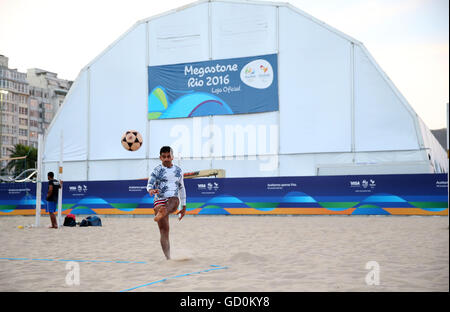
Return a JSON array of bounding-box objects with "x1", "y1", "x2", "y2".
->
[
  {"x1": 147, "y1": 146, "x2": 186, "y2": 260},
  {"x1": 46, "y1": 171, "x2": 60, "y2": 229}
]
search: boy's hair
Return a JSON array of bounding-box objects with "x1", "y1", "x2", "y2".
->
[
  {"x1": 48, "y1": 171, "x2": 54, "y2": 178},
  {"x1": 160, "y1": 146, "x2": 173, "y2": 155}
]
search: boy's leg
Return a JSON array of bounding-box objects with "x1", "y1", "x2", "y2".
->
[
  {"x1": 49, "y1": 212, "x2": 58, "y2": 228},
  {"x1": 157, "y1": 215, "x2": 171, "y2": 259},
  {"x1": 154, "y1": 198, "x2": 180, "y2": 260},
  {"x1": 154, "y1": 197, "x2": 179, "y2": 222},
  {"x1": 154, "y1": 203, "x2": 167, "y2": 222},
  {"x1": 47, "y1": 201, "x2": 58, "y2": 228},
  {"x1": 166, "y1": 197, "x2": 180, "y2": 214}
]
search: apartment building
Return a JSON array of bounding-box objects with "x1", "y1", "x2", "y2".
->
[
  {"x1": 28, "y1": 86, "x2": 52, "y2": 148},
  {"x1": 0, "y1": 55, "x2": 29, "y2": 169},
  {"x1": 0, "y1": 54, "x2": 72, "y2": 171},
  {"x1": 27, "y1": 68, "x2": 72, "y2": 116}
]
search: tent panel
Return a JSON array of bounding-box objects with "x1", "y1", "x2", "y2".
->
[
  {"x1": 63, "y1": 162, "x2": 88, "y2": 181},
  {"x1": 44, "y1": 70, "x2": 88, "y2": 162},
  {"x1": 210, "y1": 2, "x2": 277, "y2": 59},
  {"x1": 177, "y1": 158, "x2": 213, "y2": 174},
  {"x1": 212, "y1": 156, "x2": 279, "y2": 177},
  {"x1": 354, "y1": 45, "x2": 419, "y2": 152},
  {"x1": 148, "y1": 3, "x2": 209, "y2": 66},
  {"x1": 148, "y1": 116, "x2": 210, "y2": 158},
  {"x1": 42, "y1": 161, "x2": 87, "y2": 181},
  {"x1": 42, "y1": 162, "x2": 58, "y2": 180},
  {"x1": 88, "y1": 159, "x2": 147, "y2": 181},
  {"x1": 354, "y1": 149, "x2": 426, "y2": 164},
  {"x1": 417, "y1": 117, "x2": 448, "y2": 173},
  {"x1": 278, "y1": 7, "x2": 352, "y2": 154},
  {"x1": 211, "y1": 111, "x2": 278, "y2": 157},
  {"x1": 280, "y1": 152, "x2": 359, "y2": 177},
  {"x1": 89, "y1": 23, "x2": 147, "y2": 160},
  {"x1": 279, "y1": 154, "x2": 317, "y2": 176},
  {"x1": 317, "y1": 161, "x2": 433, "y2": 176}
]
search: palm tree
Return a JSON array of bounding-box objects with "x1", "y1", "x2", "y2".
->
[{"x1": 5, "y1": 144, "x2": 37, "y2": 177}]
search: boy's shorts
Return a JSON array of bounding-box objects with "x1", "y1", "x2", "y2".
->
[
  {"x1": 153, "y1": 198, "x2": 168, "y2": 208},
  {"x1": 46, "y1": 201, "x2": 57, "y2": 213}
]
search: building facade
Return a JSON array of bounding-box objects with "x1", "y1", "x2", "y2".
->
[
  {"x1": 0, "y1": 55, "x2": 72, "y2": 172},
  {"x1": 0, "y1": 55, "x2": 29, "y2": 169},
  {"x1": 27, "y1": 68, "x2": 72, "y2": 119},
  {"x1": 28, "y1": 86, "x2": 52, "y2": 148}
]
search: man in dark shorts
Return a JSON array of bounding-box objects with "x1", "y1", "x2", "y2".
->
[
  {"x1": 147, "y1": 146, "x2": 186, "y2": 260},
  {"x1": 46, "y1": 171, "x2": 60, "y2": 229}
]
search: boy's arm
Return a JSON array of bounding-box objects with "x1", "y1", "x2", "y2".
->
[
  {"x1": 176, "y1": 172, "x2": 187, "y2": 220},
  {"x1": 146, "y1": 168, "x2": 159, "y2": 195},
  {"x1": 178, "y1": 174, "x2": 186, "y2": 207}
]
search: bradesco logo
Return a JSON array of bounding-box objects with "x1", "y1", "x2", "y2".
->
[{"x1": 240, "y1": 59, "x2": 273, "y2": 89}]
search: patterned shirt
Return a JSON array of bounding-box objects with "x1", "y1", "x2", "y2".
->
[{"x1": 146, "y1": 164, "x2": 186, "y2": 206}]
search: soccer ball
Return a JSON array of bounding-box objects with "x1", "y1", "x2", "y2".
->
[{"x1": 121, "y1": 130, "x2": 143, "y2": 151}]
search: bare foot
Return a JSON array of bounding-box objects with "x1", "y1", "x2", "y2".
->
[
  {"x1": 154, "y1": 205, "x2": 167, "y2": 222},
  {"x1": 48, "y1": 226, "x2": 58, "y2": 229}
]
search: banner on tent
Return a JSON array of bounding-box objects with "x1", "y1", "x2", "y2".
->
[
  {"x1": 0, "y1": 174, "x2": 447, "y2": 216},
  {"x1": 147, "y1": 53, "x2": 279, "y2": 119}
]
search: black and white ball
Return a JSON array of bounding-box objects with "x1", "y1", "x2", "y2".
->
[{"x1": 121, "y1": 130, "x2": 143, "y2": 151}]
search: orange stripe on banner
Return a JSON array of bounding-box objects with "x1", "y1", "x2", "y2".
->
[
  {"x1": 0, "y1": 210, "x2": 36, "y2": 216},
  {"x1": 185, "y1": 208, "x2": 202, "y2": 215},
  {"x1": 223, "y1": 208, "x2": 357, "y2": 215},
  {"x1": 383, "y1": 208, "x2": 449, "y2": 216},
  {"x1": 0, "y1": 210, "x2": 74, "y2": 216},
  {"x1": 91, "y1": 209, "x2": 155, "y2": 215}
]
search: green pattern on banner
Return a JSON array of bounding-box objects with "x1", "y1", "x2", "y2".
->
[
  {"x1": 202, "y1": 205, "x2": 221, "y2": 209},
  {"x1": 62, "y1": 204, "x2": 75, "y2": 210},
  {"x1": 410, "y1": 202, "x2": 448, "y2": 208},
  {"x1": 0, "y1": 205, "x2": 16, "y2": 212},
  {"x1": 357, "y1": 205, "x2": 380, "y2": 209},
  {"x1": 186, "y1": 203, "x2": 204, "y2": 209}
]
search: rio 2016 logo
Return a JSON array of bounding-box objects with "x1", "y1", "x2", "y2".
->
[
  {"x1": 240, "y1": 59, "x2": 273, "y2": 89},
  {"x1": 245, "y1": 67, "x2": 254, "y2": 75},
  {"x1": 260, "y1": 65, "x2": 268, "y2": 73}
]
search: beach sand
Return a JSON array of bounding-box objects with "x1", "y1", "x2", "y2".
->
[{"x1": 0, "y1": 215, "x2": 448, "y2": 292}]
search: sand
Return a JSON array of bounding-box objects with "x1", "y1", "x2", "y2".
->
[{"x1": 0, "y1": 215, "x2": 448, "y2": 292}]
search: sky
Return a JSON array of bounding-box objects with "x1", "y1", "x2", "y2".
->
[{"x1": 0, "y1": 0, "x2": 448, "y2": 129}]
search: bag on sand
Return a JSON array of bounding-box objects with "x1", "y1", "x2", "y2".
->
[
  {"x1": 63, "y1": 214, "x2": 76, "y2": 227},
  {"x1": 79, "y1": 215, "x2": 102, "y2": 227},
  {"x1": 87, "y1": 215, "x2": 102, "y2": 226}
]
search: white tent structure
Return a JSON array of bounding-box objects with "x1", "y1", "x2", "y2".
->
[{"x1": 42, "y1": 0, "x2": 448, "y2": 181}]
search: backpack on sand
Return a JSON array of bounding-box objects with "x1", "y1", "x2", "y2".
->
[
  {"x1": 79, "y1": 215, "x2": 102, "y2": 227},
  {"x1": 63, "y1": 214, "x2": 76, "y2": 227}
]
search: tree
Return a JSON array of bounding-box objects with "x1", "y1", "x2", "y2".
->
[{"x1": 5, "y1": 144, "x2": 37, "y2": 177}]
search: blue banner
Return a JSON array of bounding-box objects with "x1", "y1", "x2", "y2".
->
[
  {"x1": 148, "y1": 54, "x2": 279, "y2": 119},
  {"x1": 0, "y1": 174, "x2": 447, "y2": 216}
]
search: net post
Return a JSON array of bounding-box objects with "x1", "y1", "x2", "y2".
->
[
  {"x1": 57, "y1": 131, "x2": 63, "y2": 228},
  {"x1": 35, "y1": 134, "x2": 43, "y2": 227}
]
